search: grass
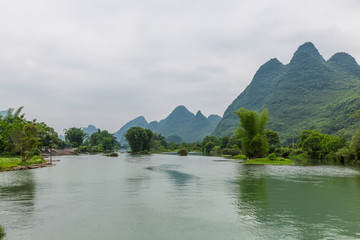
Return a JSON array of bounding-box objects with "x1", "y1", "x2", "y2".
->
[
  {"x1": 242, "y1": 157, "x2": 294, "y2": 165},
  {"x1": 0, "y1": 156, "x2": 45, "y2": 171}
]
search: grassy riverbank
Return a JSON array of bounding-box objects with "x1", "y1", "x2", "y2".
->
[
  {"x1": 242, "y1": 157, "x2": 294, "y2": 165},
  {"x1": 0, "y1": 156, "x2": 45, "y2": 171}
]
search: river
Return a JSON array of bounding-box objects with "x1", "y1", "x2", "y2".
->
[{"x1": 1, "y1": 153, "x2": 360, "y2": 239}]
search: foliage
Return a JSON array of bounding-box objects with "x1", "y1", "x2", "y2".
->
[
  {"x1": 274, "y1": 147, "x2": 292, "y2": 158},
  {"x1": 125, "y1": 127, "x2": 154, "y2": 153},
  {"x1": 210, "y1": 146, "x2": 221, "y2": 156},
  {"x1": 0, "y1": 156, "x2": 45, "y2": 171},
  {"x1": 232, "y1": 154, "x2": 247, "y2": 160},
  {"x1": 266, "y1": 130, "x2": 280, "y2": 153},
  {"x1": 235, "y1": 108, "x2": 269, "y2": 158},
  {"x1": 166, "y1": 135, "x2": 182, "y2": 144},
  {"x1": 108, "y1": 152, "x2": 119, "y2": 157},
  {"x1": 213, "y1": 42, "x2": 360, "y2": 143},
  {"x1": 36, "y1": 122, "x2": 62, "y2": 148},
  {"x1": 87, "y1": 129, "x2": 120, "y2": 152},
  {"x1": 297, "y1": 130, "x2": 346, "y2": 160},
  {"x1": 177, "y1": 148, "x2": 188, "y2": 156},
  {"x1": 268, "y1": 153, "x2": 277, "y2": 161},
  {"x1": 351, "y1": 131, "x2": 360, "y2": 160},
  {"x1": 0, "y1": 224, "x2": 5, "y2": 240},
  {"x1": 221, "y1": 148, "x2": 240, "y2": 156},
  {"x1": 243, "y1": 157, "x2": 294, "y2": 165},
  {"x1": 64, "y1": 127, "x2": 86, "y2": 148}
]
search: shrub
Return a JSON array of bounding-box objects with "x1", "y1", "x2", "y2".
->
[
  {"x1": 0, "y1": 225, "x2": 6, "y2": 240},
  {"x1": 275, "y1": 147, "x2": 292, "y2": 158},
  {"x1": 210, "y1": 146, "x2": 221, "y2": 156},
  {"x1": 177, "y1": 149, "x2": 188, "y2": 156},
  {"x1": 221, "y1": 148, "x2": 240, "y2": 156},
  {"x1": 268, "y1": 153, "x2": 277, "y2": 161},
  {"x1": 109, "y1": 152, "x2": 118, "y2": 157},
  {"x1": 232, "y1": 154, "x2": 247, "y2": 160}
]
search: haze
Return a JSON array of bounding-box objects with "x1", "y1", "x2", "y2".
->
[{"x1": 1, "y1": 0, "x2": 360, "y2": 134}]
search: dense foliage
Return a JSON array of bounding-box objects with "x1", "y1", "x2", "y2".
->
[
  {"x1": 64, "y1": 127, "x2": 87, "y2": 148},
  {"x1": 86, "y1": 129, "x2": 120, "y2": 152},
  {"x1": 125, "y1": 127, "x2": 154, "y2": 153},
  {"x1": 0, "y1": 224, "x2": 5, "y2": 240},
  {"x1": 0, "y1": 107, "x2": 62, "y2": 163},
  {"x1": 235, "y1": 108, "x2": 269, "y2": 158}
]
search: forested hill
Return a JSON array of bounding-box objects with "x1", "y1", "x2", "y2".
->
[
  {"x1": 114, "y1": 105, "x2": 222, "y2": 144},
  {"x1": 213, "y1": 42, "x2": 360, "y2": 143}
]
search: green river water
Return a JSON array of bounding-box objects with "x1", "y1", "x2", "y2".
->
[{"x1": 1, "y1": 153, "x2": 360, "y2": 240}]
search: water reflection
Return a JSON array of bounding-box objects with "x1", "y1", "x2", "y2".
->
[
  {"x1": 233, "y1": 165, "x2": 269, "y2": 223},
  {"x1": 0, "y1": 170, "x2": 36, "y2": 229},
  {"x1": 232, "y1": 164, "x2": 360, "y2": 239}
]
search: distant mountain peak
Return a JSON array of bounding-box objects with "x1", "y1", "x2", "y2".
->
[
  {"x1": 328, "y1": 52, "x2": 360, "y2": 77},
  {"x1": 293, "y1": 42, "x2": 324, "y2": 60}
]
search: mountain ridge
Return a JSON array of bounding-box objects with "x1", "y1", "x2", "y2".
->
[{"x1": 213, "y1": 42, "x2": 360, "y2": 142}]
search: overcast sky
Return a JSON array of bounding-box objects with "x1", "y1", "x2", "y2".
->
[{"x1": 1, "y1": 0, "x2": 360, "y2": 134}]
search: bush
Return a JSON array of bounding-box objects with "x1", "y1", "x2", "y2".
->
[
  {"x1": 177, "y1": 149, "x2": 188, "y2": 156},
  {"x1": 268, "y1": 153, "x2": 277, "y2": 161},
  {"x1": 109, "y1": 152, "x2": 118, "y2": 157},
  {"x1": 0, "y1": 225, "x2": 6, "y2": 240},
  {"x1": 210, "y1": 146, "x2": 221, "y2": 156},
  {"x1": 275, "y1": 147, "x2": 292, "y2": 158},
  {"x1": 221, "y1": 148, "x2": 240, "y2": 156},
  {"x1": 232, "y1": 154, "x2": 247, "y2": 160}
]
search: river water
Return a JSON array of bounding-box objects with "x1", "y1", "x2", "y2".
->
[{"x1": 1, "y1": 153, "x2": 360, "y2": 240}]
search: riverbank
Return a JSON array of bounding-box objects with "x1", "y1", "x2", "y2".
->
[
  {"x1": 0, "y1": 156, "x2": 55, "y2": 172},
  {"x1": 41, "y1": 148, "x2": 77, "y2": 157}
]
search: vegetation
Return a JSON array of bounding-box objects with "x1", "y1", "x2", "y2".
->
[
  {"x1": 125, "y1": 127, "x2": 154, "y2": 153},
  {"x1": 235, "y1": 108, "x2": 269, "y2": 158},
  {"x1": 0, "y1": 224, "x2": 5, "y2": 240},
  {"x1": 243, "y1": 157, "x2": 294, "y2": 165},
  {"x1": 114, "y1": 106, "x2": 222, "y2": 144},
  {"x1": 214, "y1": 42, "x2": 360, "y2": 144},
  {"x1": 177, "y1": 148, "x2": 188, "y2": 156},
  {"x1": 85, "y1": 129, "x2": 120, "y2": 152},
  {"x1": 64, "y1": 127, "x2": 87, "y2": 148},
  {"x1": 0, "y1": 107, "x2": 60, "y2": 169}
]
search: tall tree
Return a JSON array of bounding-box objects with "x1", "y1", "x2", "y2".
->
[
  {"x1": 64, "y1": 127, "x2": 86, "y2": 148},
  {"x1": 235, "y1": 108, "x2": 269, "y2": 158},
  {"x1": 125, "y1": 127, "x2": 154, "y2": 153}
]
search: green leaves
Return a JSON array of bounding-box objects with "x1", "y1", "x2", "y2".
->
[
  {"x1": 235, "y1": 108, "x2": 269, "y2": 158},
  {"x1": 125, "y1": 127, "x2": 154, "y2": 153}
]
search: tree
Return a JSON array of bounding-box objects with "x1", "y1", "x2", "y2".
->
[
  {"x1": 88, "y1": 129, "x2": 119, "y2": 152},
  {"x1": 351, "y1": 131, "x2": 360, "y2": 160},
  {"x1": 64, "y1": 127, "x2": 86, "y2": 148},
  {"x1": 265, "y1": 130, "x2": 280, "y2": 153},
  {"x1": 9, "y1": 122, "x2": 39, "y2": 163},
  {"x1": 235, "y1": 108, "x2": 269, "y2": 158},
  {"x1": 125, "y1": 127, "x2": 154, "y2": 153},
  {"x1": 37, "y1": 122, "x2": 62, "y2": 148}
]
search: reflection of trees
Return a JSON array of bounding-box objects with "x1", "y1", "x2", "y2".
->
[
  {"x1": 164, "y1": 170, "x2": 196, "y2": 187},
  {"x1": 234, "y1": 165, "x2": 269, "y2": 222},
  {"x1": 0, "y1": 170, "x2": 36, "y2": 226}
]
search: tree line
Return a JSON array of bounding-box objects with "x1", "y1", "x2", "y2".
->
[{"x1": 124, "y1": 108, "x2": 360, "y2": 164}]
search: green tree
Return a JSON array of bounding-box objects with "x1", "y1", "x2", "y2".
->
[
  {"x1": 235, "y1": 108, "x2": 269, "y2": 158},
  {"x1": 265, "y1": 130, "x2": 280, "y2": 153},
  {"x1": 37, "y1": 122, "x2": 62, "y2": 148},
  {"x1": 64, "y1": 127, "x2": 86, "y2": 148},
  {"x1": 88, "y1": 130, "x2": 119, "y2": 152},
  {"x1": 9, "y1": 122, "x2": 39, "y2": 163},
  {"x1": 351, "y1": 131, "x2": 360, "y2": 160},
  {"x1": 125, "y1": 127, "x2": 154, "y2": 153}
]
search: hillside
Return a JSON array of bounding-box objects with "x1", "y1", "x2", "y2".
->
[
  {"x1": 114, "y1": 106, "x2": 222, "y2": 144},
  {"x1": 213, "y1": 42, "x2": 360, "y2": 142}
]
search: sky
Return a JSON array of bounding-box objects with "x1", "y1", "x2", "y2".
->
[{"x1": 1, "y1": 0, "x2": 360, "y2": 134}]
